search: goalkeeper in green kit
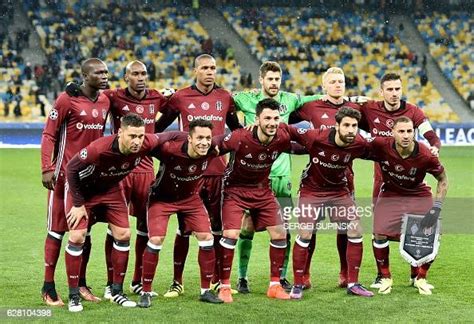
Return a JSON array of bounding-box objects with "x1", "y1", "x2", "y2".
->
[{"x1": 233, "y1": 61, "x2": 322, "y2": 293}]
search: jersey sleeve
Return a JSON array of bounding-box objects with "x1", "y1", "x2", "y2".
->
[
  {"x1": 66, "y1": 145, "x2": 99, "y2": 206},
  {"x1": 232, "y1": 91, "x2": 251, "y2": 113},
  {"x1": 41, "y1": 93, "x2": 71, "y2": 173},
  {"x1": 296, "y1": 93, "x2": 323, "y2": 109},
  {"x1": 154, "y1": 100, "x2": 180, "y2": 132},
  {"x1": 225, "y1": 97, "x2": 243, "y2": 130},
  {"x1": 216, "y1": 129, "x2": 242, "y2": 154},
  {"x1": 149, "y1": 132, "x2": 187, "y2": 156},
  {"x1": 425, "y1": 155, "x2": 445, "y2": 177}
]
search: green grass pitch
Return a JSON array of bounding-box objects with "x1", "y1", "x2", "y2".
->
[{"x1": 0, "y1": 147, "x2": 473, "y2": 322}]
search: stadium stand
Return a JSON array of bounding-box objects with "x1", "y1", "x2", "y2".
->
[
  {"x1": 415, "y1": 12, "x2": 473, "y2": 105},
  {"x1": 221, "y1": 7, "x2": 460, "y2": 122}
]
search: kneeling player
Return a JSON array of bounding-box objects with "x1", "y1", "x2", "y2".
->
[
  {"x1": 370, "y1": 116, "x2": 448, "y2": 295},
  {"x1": 138, "y1": 120, "x2": 224, "y2": 308}
]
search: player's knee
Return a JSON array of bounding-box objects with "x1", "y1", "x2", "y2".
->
[
  {"x1": 68, "y1": 229, "x2": 86, "y2": 244},
  {"x1": 112, "y1": 227, "x2": 130, "y2": 241},
  {"x1": 268, "y1": 226, "x2": 286, "y2": 240},
  {"x1": 297, "y1": 230, "x2": 312, "y2": 241},
  {"x1": 270, "y1": 238, "x2": 287, "y2": 249},
  {"x1": 197, "y1": 237, "x2": 214, "y2": 250},
  {"x1": 374, "y1": 234, "x2": 388, "y2": 242},
  {"x1": 295, "y1": 235, "x2": 312, "y2": 248},
  {"x1": 195, "y1": 232, "x2": 213, "y2": 242},
  {"x1": 239, "y1": 228, "x2": 254, "y2": 240},
  {"x1": 149, "y1": 236, "x2": 164, "y2": 246},
  {"x1": 223, "y1": 230, "x2": 239, "y2": 240},
  {"x1": 347, "y1": 220, "x2": 363, "y2": 237}
]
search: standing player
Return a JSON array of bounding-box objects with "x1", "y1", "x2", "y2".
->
[
  {"x1": 64, "y1": 114, "x2": 176, "y2": 312},
  {"x1": 103, "y1": 61, "x2": 167, "y2": 298},
  {"x1": 357, "y1": 73, "x2": 441, "y2": 288},
  {"x1": 232, "y1": 61, "x2": 322, "y2": 292},
  {"x1": 216, "y1": 98, "x2": 304, "y2": 303},
  {"x1": 285, "y1": 107, "x2": 375, "y2": 299},
  {"x1": 369, "y1": 116, "x2": 448, "y2": 295},
  {"x1": 289, "y1": 67, "x2": 362, "y2": 289},
  {"x1": 155, "y1": 54, "x2": 241, "y2": 297},
  {"x1": 65, "y1": 61, "x2": 169, "y2": 297},
  {"x1": 138, "y1": 120, "x2": 224, "y2": 308},
  {"x1": 40, "y1": 58, "x2": 110, "y2": 306}
]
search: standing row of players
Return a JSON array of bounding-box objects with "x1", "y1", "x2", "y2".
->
[{"x1": 40, "y1": 55, "x2": 446, "y2": 312}]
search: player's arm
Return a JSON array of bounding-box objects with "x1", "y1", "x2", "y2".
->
[
  {"x1": 285, "y1": 141, "x2": 307, "y2": 155},
  {"x1": 149, "y1": 131, "x2": 187, "y2": 157},
  {"x1": 41, "y1": 94, "x2": 70, "y2": 190},
  {"x1": 65, "y1": 148, "x2": 97, "y2": 229},
  {"x1": 413, "y1": 108, "x2": 441, "y2": 154},
  {"x1": 212, "y1": 131, "x2": 241, "y2": 155},
  {"x1": 154, "y1": 105, "x2": 180, "y2": 133},
  {"x1": 288, "y1": 109, "x2": 304, "y2": 124},
  {"x1": 297, "y1": 93, "x2": 324, "y2": 107},
  {"x1": 421, "y1": 170, "x2": 448, "y2": 229},
  {"x1": 278, "y1": 123, "x2": 313, "y2": 147}
]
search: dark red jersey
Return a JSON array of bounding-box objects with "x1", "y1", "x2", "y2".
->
[
  {"x1": 155, "y1": 84, "x2": 241, "y2": 176},
  {"x1": 104, "y1": 88, "x2": 167, "y2": 172},
  {"x1": 359, "y1": 100, "x2": 428, "y2": 137},
  {"x1": 286, "y1": 126, "x2": 371, "y2": 192},
  {"x1": 219, "y1": 127, "x2": 294, "y2": 189},
  {"x1": 41, "y1": 92, "x2": 110, "y2": 176},
  {"x1": 149, "y1": 133, "x2": 219, "y2": 202},
  {"x1": 66, "y1": 133, "x2": 174, "y2": 206},
  {"x1": 291, "y1": 99, "x2": 361, "y2": 130},
  {"x1": 369, "y1": 137, "x2": 444, "y2": 195}
]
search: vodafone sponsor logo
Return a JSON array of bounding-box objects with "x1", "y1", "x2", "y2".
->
[
  {"x1": 143, "y1": 118, "x2": 155, "y2": 124},
  {"x1": 388, "y1": 171, "x2": 415, "y2": 182},
  {"x1": 311, "y1": 157, "x2": 346, "y2": 169},
  {"x1": 187, "y1": 115, "x2": 223, "y2": 122},
  {"x1": 76, "y1": 122, "x2": 104, "y2": 130},
  {"x1": 372, "y1": 128, "x2": 393, "y2": 137}
]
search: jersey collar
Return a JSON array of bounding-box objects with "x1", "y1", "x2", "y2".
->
[
  {"x1": 191, "y1": 83, "x2": 220, "y2": 96},
  {"x1": 391, "y1": 139, "x2": 419, "y2": 159},
  {"x1": 125, "y1": 87, "x2": 147, "y2": 100}
]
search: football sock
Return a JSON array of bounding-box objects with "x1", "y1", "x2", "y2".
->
[
  {"x1": 237, "y1": 229, "x2": 254, "y2": 279},
  {"x1": 372, "y1": 238, "x2": 383, "y2": 278},
  {"x1": 269, "y1": 239, "x2": 287, "y2": 282},
  {"x1": 79, "y1": 233, "x2": 91, "y2": 286},
  {"x1": 373, "y1": 239, "x2": 391, "y2": 278},
  {"x1": 132, "y1": 230, "x2": 148, "y2": 284},
  {"x1": 44, "y1": 231, "x2": 63, "y2": 283},
  {"x1": 141, "y1": 242, "x2": 161, "y2": 292},
  {"x1": 303, "y1": 233, "x2": 316, "y2": 277},
  {"x1": 212, "y1": 234, "x2": 222, "y2": 283},
  {"x1": 105, "y1": 229, "x2": 114, "y2": 285},
  {"x1": 337, "y1": 232, "x2": 348, "y2": 275},
  {"x1": 219, "y1": 237, "x2": 237, "y2": 285},
  {"x1": 173, "y1": 231, "x2": 190, "y2": 284},
  {"x1": 112, "y1": 240, "x2": 130, "y2": 286},
  {"x1": 417, "y1": 261, "x2": 433, "y2": 279},
  {"x1": 198, "y1": 240, "x2": 215, "y2": 289},
  {"x1": 65, "y1": 241, "x2": 83, "y2": 289},
  {"x1": 293, "y1": 236, "x2": 311, "y2": 286},
  {"x1": 410, "y1": 265, "x2": 419, "y2": 279},
  {"x1": 280, "y1": 232, "x2": 291, "y2": 279},
  {"x1": 347, "y1": 237, "x2": 363, "y2": 284}
]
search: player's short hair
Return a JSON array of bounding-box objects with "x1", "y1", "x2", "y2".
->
[
  {"x1": 335, "y1": 107, "x2": 361, "y2": 124},
  {"x1": 121, "y1": 113, "x2": 145, "y2": 128},
  {"x1": 380, "y1": 73, "x2": 401, "y2": 87},
  {"x1": 194, "y1": 54, "x2": 215, "y2": 68},
  {"x1": 256, "y1": 98, "x2": 280, "y2": 116},
  {"x1": 189, "y1": 119, "x2": 214, "y2": 134},
  {"x1": 125, "y1": 60, "x2": 147, "y2": 75},
  {"x1": 81, "y1": 58, "x2": 106, "y2": 75},
  {"x1": 259, "y1": 61, "x2": 282, "y2": 78},
  {"x1": 322, "y1": 67, "x2": 345, "y2": 85},
  {"x1": 393, "y1": 116, "x2": 414, "y2": 128}
]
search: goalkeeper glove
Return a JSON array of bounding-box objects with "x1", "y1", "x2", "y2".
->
[
  {"x1": 420, "y1": 202, "x2": 441, "y2": 228},
  {"x1": 65, "y1": 81, "x2": 81, "y2": 97}
]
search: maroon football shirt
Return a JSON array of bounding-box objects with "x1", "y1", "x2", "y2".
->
[
  {"x1": 149, "y1": 133, "x2": 219, "y2": 202},
  {"x1": 218, "y1": 127, "x2": 294, "y2": 189},
  {"x1": 369, "y1": 137, "x2": 444, "y2": 195},
  {"x1": 155, "y1": 84, "x2": 241, "y2": 176},
  {"x1": 285, "y1": 125, "x2": 371, "y2": 192},
  {"x1": 105, "y1": 88, "x2": 167, "y2": 172},
  {"x1": 41, "y1": 92, "x2": 110, "y2": 176},
  {"x1": 66, "y1": 133, "x2": 176, "y2": 206}
]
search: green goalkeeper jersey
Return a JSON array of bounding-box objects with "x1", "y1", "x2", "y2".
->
[{"x1": 233, "y1": 90, "x2": 322, "y2": 177}]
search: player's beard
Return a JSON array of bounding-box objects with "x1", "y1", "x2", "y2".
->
[
  {"x1": 261, "y1": 125, "x2": 277, "y2": 138},
  {"x1": 338, "y1": 130, "x2": 355, "y2": 144},
  {"x1": 264, "y1": 86, "x2": 279, "y2": 98}
]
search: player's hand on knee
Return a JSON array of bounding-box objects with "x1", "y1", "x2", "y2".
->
[
  {"x1": 67, "y1": 205, "x2": 88, "y2": 230},
  {"x1": 65, "y1": 81, "x2": 81, "y2": 97},
  {"x1": 41, "y1": 170, "x2": 56, "y2": 190},
  {"x1": 421, "y1": 206, "x2": 441, "y2": 229}
]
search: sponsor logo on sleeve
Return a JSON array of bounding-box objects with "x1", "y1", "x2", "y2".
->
[
  {"x1": 297, "y1": 128, "x2": 308, "y2": 134},
  {"x1": 80, "y1": 148, "x2": 87, "y2": 160},
  {"x1": 49, "y1": 108, "x2": 59, "y2": 120}
]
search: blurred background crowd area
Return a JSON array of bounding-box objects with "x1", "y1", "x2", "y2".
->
[{"x1": 0, "y1": 0, "x2": 472, "y2": 123}]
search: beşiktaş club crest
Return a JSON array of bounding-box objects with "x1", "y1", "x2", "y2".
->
[
  {"x1": 279, "y1": 104, "x2": 288, "y2": 114},
  {"x1": 149, "y1": 104, "x2": 155, "y2": 114},
  {"x1": 216, "y1": 101, "x2": 222, "y2": 111},
  {"x1": 399, "y1": 213, "x2": 440, "y2": 267}
]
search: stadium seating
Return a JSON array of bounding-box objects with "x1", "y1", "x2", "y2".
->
[
  {"x1": 222, "y1": 7, "x2": 460, "y2": 122},
  {"x1": 5, "y1": 1, "x2": 242, "y2": 120},
  {"x1": 415, "y1": 12, "x2": 473, "y2": 104}
]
